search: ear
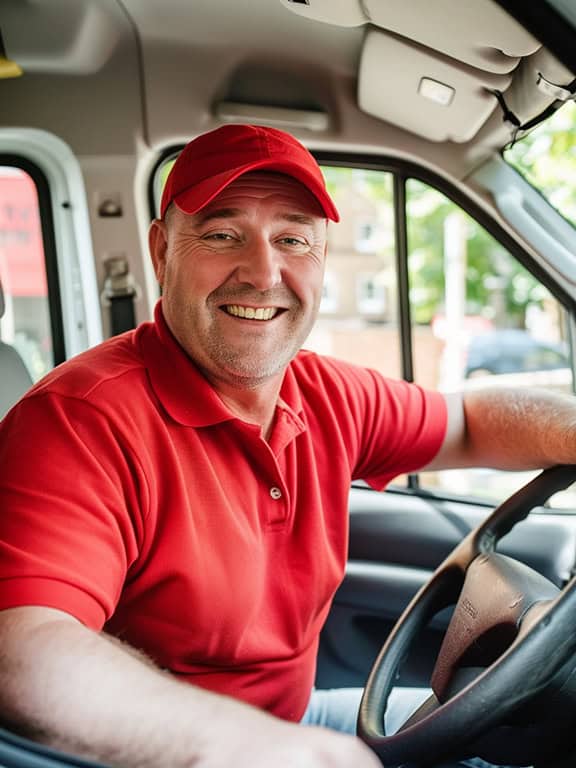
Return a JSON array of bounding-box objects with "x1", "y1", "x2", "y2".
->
[{"x1": 149, "y1": 219, "x2": 168, "y2": 287}]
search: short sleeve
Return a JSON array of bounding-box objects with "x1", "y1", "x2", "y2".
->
[
  {"x1": 292, "y1": 352, "x2": 448, "y2": 491},
  {"x1": 353, "y1": 371, "x2": 447, "y2": 490},
  {"x1": 0, "y1": 393, "x2": 145, "y2": 628}
]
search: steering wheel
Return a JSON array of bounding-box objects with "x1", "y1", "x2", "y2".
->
[{"x1": 357, "y1": 465, "x2": 576, "y2": 767}]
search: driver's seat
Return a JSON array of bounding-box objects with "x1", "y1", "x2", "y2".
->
[{"x1": 0, "y1": 277, "x2": 33, "y2": 419}]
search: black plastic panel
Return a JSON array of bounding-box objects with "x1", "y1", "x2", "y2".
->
[{"x1": 348, "y1": 487, "x2": 576, "y2": 587}]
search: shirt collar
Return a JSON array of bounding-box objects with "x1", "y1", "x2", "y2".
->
[{"x1": 137, "y1": 301, "x2": 303, "y2": 428}]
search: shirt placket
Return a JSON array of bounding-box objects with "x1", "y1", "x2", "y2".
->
[{"x1": 263, "y1": 405, "x2": 305, "y2": 528}]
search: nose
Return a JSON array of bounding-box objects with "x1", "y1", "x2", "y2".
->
[{"x1": 235, "y1": 236, "x2": 282, "y2": 291}]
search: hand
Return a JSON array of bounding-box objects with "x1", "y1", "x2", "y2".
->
[{"x1": 203, "y1": 710, "x2": 381, "y2": 767}]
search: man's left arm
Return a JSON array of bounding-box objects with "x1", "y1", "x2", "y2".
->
[{"x1": 425, "y1": 388, "x2": 576, "y2": 472}]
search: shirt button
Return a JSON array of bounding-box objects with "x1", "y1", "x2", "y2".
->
[{"x1": 270, "y1": 486, "x2": 282, "y2": 500}]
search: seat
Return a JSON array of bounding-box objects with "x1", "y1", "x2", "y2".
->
[{"x1": 0, "y1": 278, "x2": 33, "y2": 419}]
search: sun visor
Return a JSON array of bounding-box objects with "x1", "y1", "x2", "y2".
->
[
  {"x1": 278, "y1": 0, "x2": 366, "y2": 27},
  {"x1": 363, "y1": 0, "x2": 539, "y2": 73},
  {"x1": 358, "y1": 31, "x2": 513, "y2": 143},
  {"x1": 281, "y1": 0, "x2": 547, "y2": 143},
  {"x1": 280, "y1": 0, "x2": 540, "y2": 74}
]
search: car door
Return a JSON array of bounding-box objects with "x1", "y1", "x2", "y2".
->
[{"x1": 310, "y1": 156, "x2": 576, "y2": 692}]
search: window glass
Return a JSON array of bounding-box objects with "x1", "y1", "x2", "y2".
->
[
  {"x1": 305, "y1": 166, "x2": 401, "y2": 380},
  {"x1": 152, "y1": 156, "x2": 176, "y2": 217},
  {"x1": 0, "y1": 166, "x2": 53, "y2": 381},
  {"x1": 407, "y1": 178, "x2": 573, "y2": 504}
]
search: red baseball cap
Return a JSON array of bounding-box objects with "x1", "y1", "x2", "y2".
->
[{"x1": 160, "y1": 124, "x2": 339, "y2": 222}]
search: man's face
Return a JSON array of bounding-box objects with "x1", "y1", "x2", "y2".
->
[{"x1": 149, "y1": 172, "x2": 328, "y2": 389}]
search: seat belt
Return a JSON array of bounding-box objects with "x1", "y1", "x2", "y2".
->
[
  {"x1": 102, "y1": 256, "x2": 138, "y2": 336},
  {"x1": 492, "y1": 75, "x2": 576, "y2": 145}
]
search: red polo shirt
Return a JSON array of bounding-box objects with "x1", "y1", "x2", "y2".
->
[{"x1": 0, "y1": 303, "x2": 446, "y2": 721}]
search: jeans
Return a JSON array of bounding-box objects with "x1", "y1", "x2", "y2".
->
[
  {"x1": 300, "y1": 687, "x2": 522, "y2": 768},
  {"x1": 300, "y1": 685, "x2": 430, "y2": 736}
]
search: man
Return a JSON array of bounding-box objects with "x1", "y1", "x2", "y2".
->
[{"x1": 0, "y1": 124, "x2": 575, "y2": 768}]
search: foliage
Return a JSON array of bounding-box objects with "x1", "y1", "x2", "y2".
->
[
  {"x1": 406, "y1": 180, "x2": 546, "y2": 326},
  {"x1": 505, "y1": 101, "x2": 576, "y2": 227},
  {"x1": 322, "y1": 158, "x2": 565, "y2": 327},
  {"x1": 323, "y1": 165, "x2": 393, "y2": 204}
]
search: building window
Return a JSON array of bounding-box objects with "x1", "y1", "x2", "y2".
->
[
  {"x1": 319, "y1": 270, "x2": 339, "y2": 314},
  {"x1": 357, "y1": 273, "x2": 386, "y2": 315},
  {"x1": 355, "y1": 219, "x2": 382, "y2": 252}
]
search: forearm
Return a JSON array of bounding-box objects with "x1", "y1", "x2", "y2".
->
[
  {"x1": 0, "y1": 607, "x2": 379, "y2": 768},
  {"x1": 463, "y1": 387, "x2": 576, "y2": 469},
  {"x1": 430, "y1": 388, "x2": 576, "y2": 471},
  {"x1": 0, "y1": 607, "x2": 226, "y2": 766}
]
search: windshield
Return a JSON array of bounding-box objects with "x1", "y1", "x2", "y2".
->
[{"x1": 504, "y1": 100, "x2": 576, "y2": 227}]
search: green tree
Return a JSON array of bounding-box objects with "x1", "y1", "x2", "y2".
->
[
  {"x1": 505, "y1": 101, "x2": 576, "y2": 226},
  {"x1": 406, "y1": 179, "x2": 544, "y2": 326}
]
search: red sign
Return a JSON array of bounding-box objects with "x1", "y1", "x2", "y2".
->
[{"x1": 0, "y1": 169, "x2": 47, "y2": 297}]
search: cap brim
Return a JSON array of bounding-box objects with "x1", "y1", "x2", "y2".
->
[{"x1": 171, "y1": 159, "x2": 339, "y2": 222}]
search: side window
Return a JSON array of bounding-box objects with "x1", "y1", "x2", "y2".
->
[
  {"x1": 0, "y1": 166, "x2": 55, "y2": 382},
  {"x1": 406, "y1": 179, "x2": 573, "y2": 504},
  {"x1": 305, "y1": 167, "x2": 401, "y2": 379},
  {"x1": 308, "y1": 164, "x2": 574, "y2": 507}
]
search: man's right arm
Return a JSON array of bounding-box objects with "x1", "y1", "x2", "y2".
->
[{"x1": 0, "y1": 606, "x2": 380, "y2": 768}]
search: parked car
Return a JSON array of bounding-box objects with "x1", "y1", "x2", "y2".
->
[{"x1": 465, "y1": 329, "x2": 570, "y2": 378}]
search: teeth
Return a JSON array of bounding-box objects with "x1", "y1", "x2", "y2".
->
[{"x1": 225, "y1": 305, "x2": 278, "y2": 321}]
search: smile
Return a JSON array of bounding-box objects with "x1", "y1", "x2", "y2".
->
[{"x1": 223, "y1": 305, "x2": 279, "y2": 321}]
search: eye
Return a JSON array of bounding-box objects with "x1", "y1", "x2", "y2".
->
[
  {"x1": 278, "y1": 236, "x2": 307, "y2": 247},
  {"x1": 204, "y1": 231, "x2": 236, "y2": 241}
]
